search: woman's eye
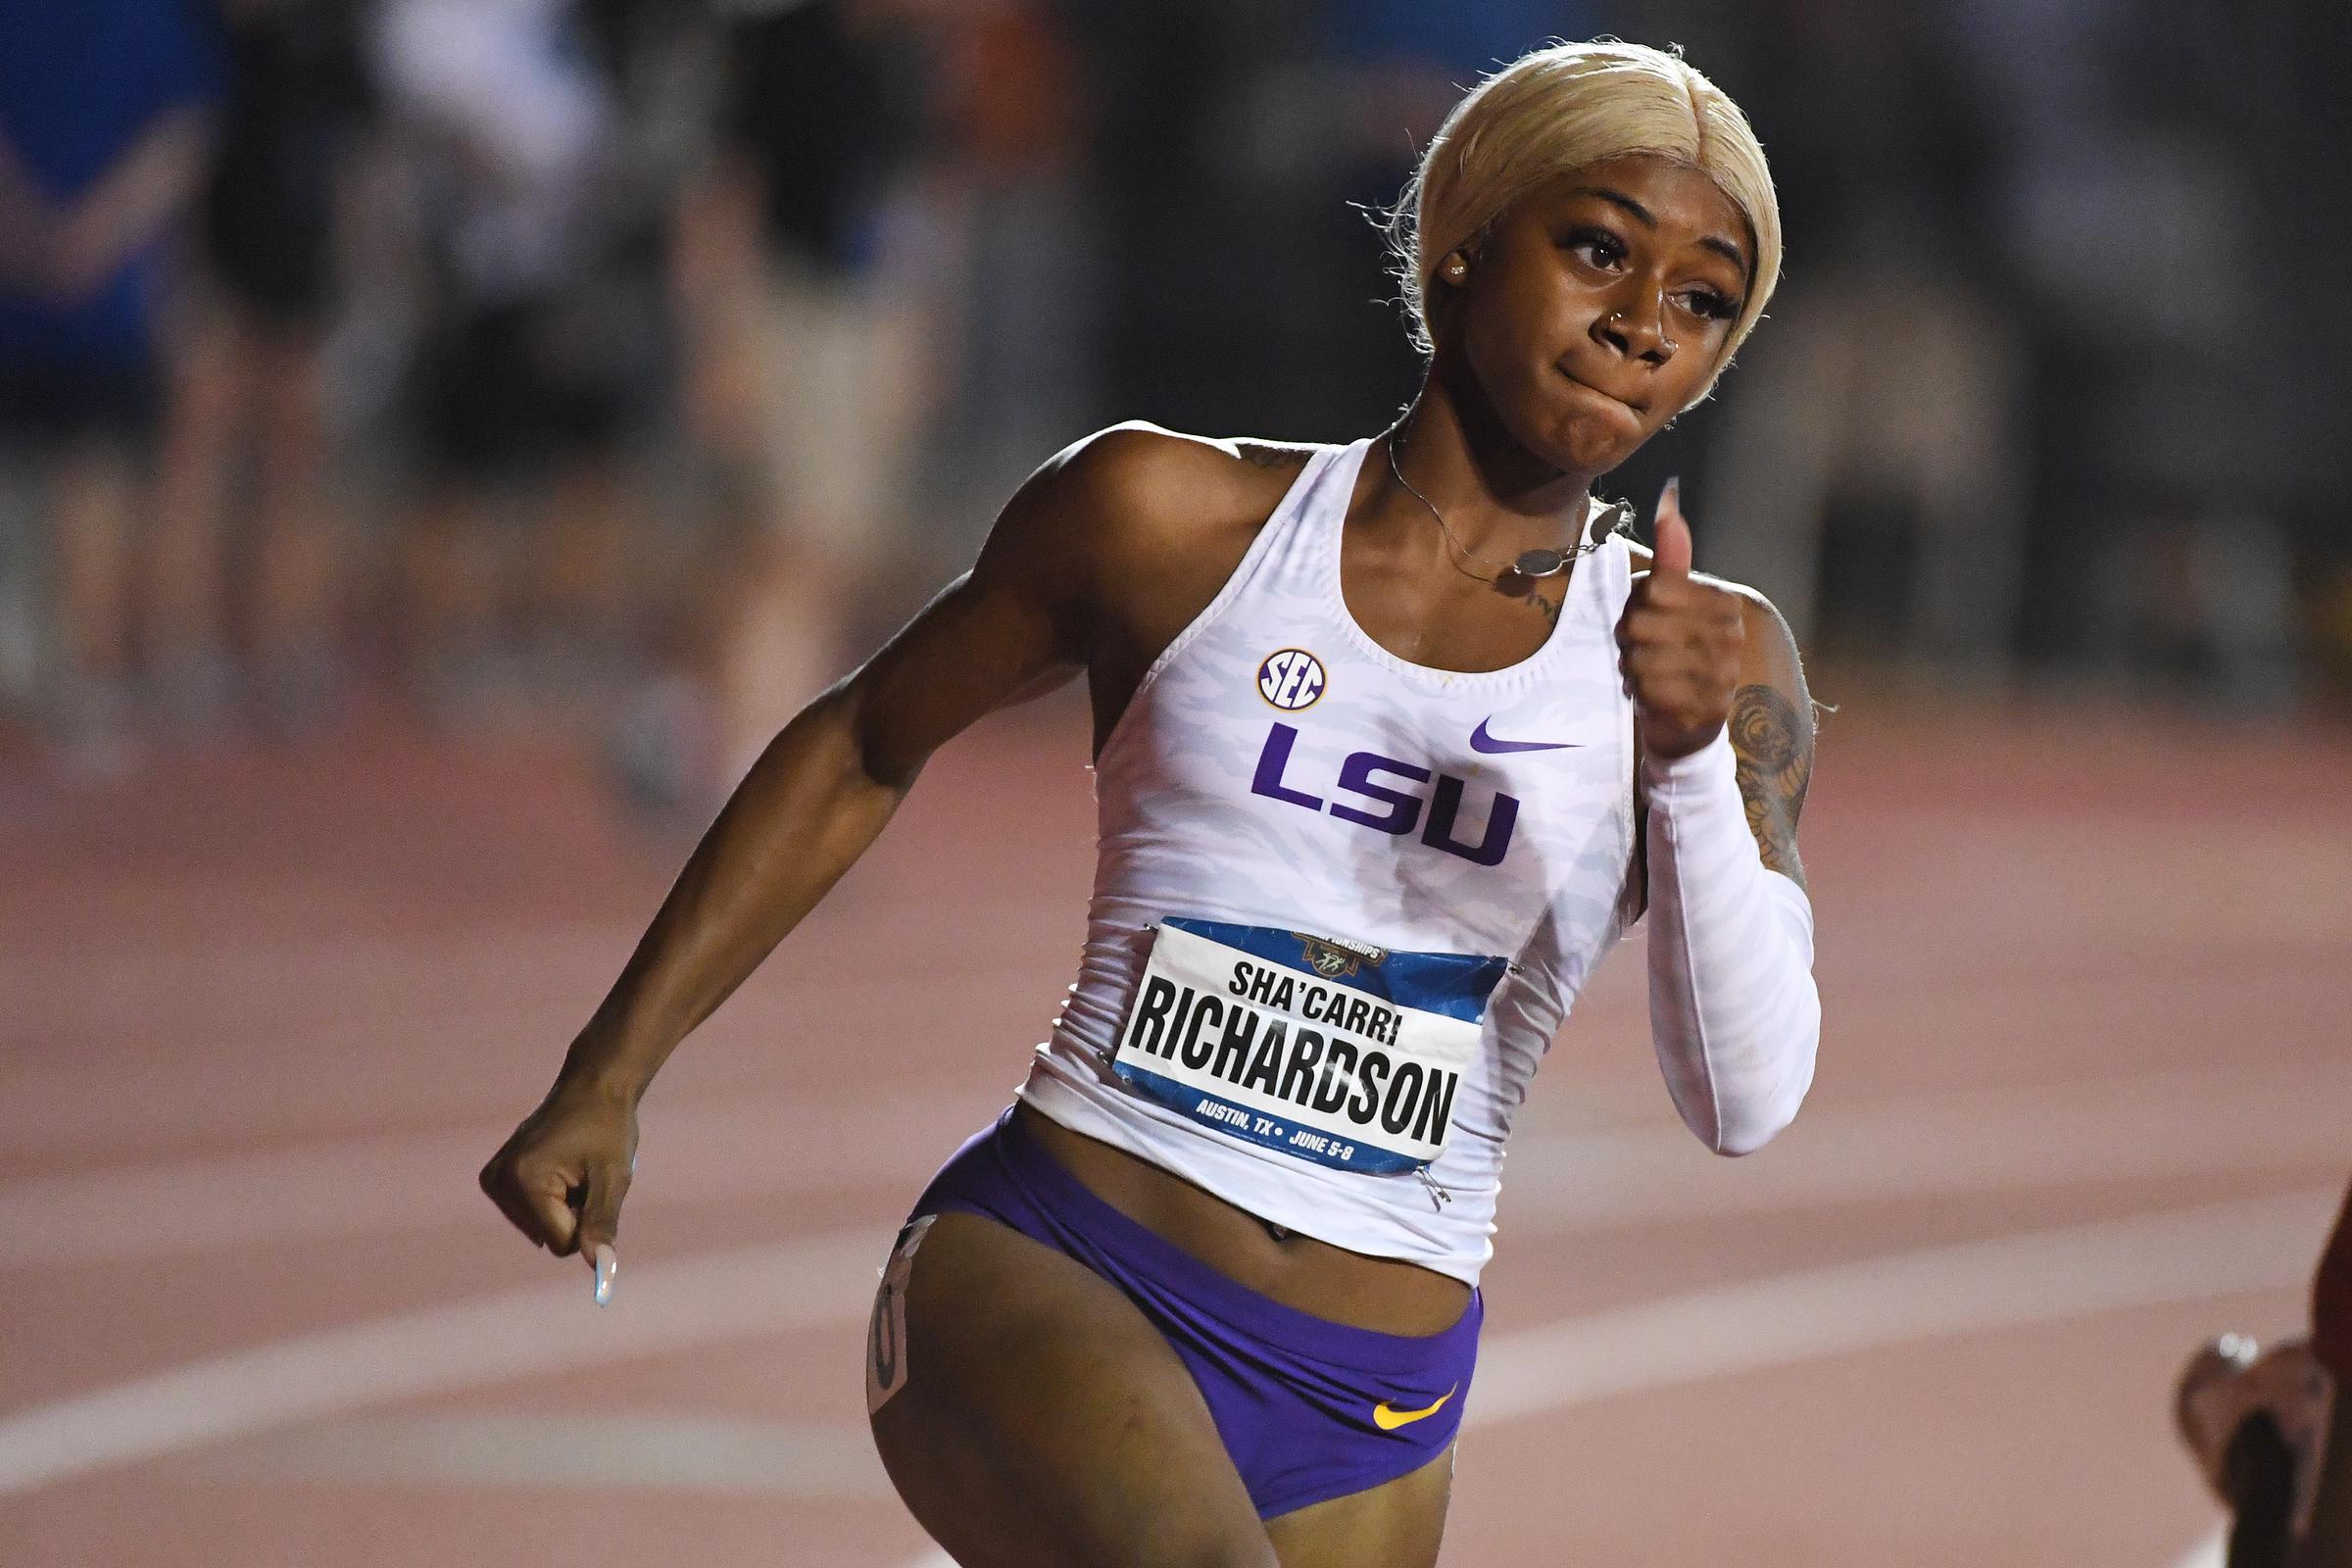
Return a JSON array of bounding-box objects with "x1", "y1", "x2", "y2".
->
[
  {"x1": 1564, "y1": 228, "x2": 1625, "y2": 269},
  {"x1": 1680, "y1": 289, "x2": 1739, "y2": 321}
]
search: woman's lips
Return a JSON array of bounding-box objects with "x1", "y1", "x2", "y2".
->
[{"x1": 1556, "y1": 364, "x2": 1647, "y2": 415}]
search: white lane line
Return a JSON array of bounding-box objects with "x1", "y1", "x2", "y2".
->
[
  {"x1": 12, "y1": 1060, "x2": 2346, "y2": 1269},
  {"x1": 0, "y1": 1227, "x2": 884, "y2": 1496},
  {"x1": 188, "y1": 1411, "x2": 895, "y2": 1498},
  {"x1": 1467, "y1": 1190, "x2": 2332, "y2": 1427}
]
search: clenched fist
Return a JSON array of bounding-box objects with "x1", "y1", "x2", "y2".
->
[
  {"x1": 1615, "y1": 478, "x2": 1744, "y2": 760},
  {"x1": 479, "y1": 1081, "x2": 638, "y2": 1276}
]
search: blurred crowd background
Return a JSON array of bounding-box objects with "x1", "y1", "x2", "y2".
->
[{"x1": 3, "y1": 0, "x2": 2346, "y2": 821}]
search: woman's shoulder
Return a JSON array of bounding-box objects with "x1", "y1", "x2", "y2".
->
[
  {"x1": 994, "y1": 422, "x2": 1325, "y2": 657},
  {"x1": 1034, "y1": 420, "x2": 1320, "y2": 543}
]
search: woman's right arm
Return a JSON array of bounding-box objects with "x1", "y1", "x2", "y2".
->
[
  {"x1": 478, "y1": 427, "x2": 1166, "y2": 1264},
  {"x1": 2301, "y1": 1183, "x2": 2352, "y2": 1567}
]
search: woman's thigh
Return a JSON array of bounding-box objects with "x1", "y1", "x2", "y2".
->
[
  {"x1": 1264, "y1": 1446, "x2": 1453, "y2": 1568},
  {"x1": 868, "y1": 1211, "x2": 1277, "y2": 1568}
]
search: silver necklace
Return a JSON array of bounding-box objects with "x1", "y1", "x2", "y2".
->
[{"x1": 1385, "y1": 436, "x2": 1626, "y2": 582}]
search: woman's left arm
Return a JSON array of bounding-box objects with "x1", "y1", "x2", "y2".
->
[{"x1": 1618, "y1": 481, "x2": 1820, "y2": 1154}]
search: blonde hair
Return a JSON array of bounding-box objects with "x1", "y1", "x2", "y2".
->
[{"x1": 1390, "y1": 40, "x2": 1782, "y2": 397}]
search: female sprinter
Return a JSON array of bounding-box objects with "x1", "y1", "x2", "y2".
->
[{"x1": 482, "y1": 39, "x2": 1821, "y2": 1568}]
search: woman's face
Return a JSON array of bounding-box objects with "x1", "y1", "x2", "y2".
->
[{"x1": 1442, "y1": 153, "x2": 1754, "y2": 477}]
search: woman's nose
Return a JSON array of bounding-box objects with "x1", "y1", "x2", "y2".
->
[{"x1": 1592, "y1": 287, "x2": 1674, "y2": 365}]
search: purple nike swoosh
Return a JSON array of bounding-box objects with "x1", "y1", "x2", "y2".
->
[{"x1": 1470, "y1": 718, "x2": 1581, "y2": 755}]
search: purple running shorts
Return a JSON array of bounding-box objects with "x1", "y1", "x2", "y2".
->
[{"x1": 904, "y1": 1106, "x2": 1480, "y2": 1519}]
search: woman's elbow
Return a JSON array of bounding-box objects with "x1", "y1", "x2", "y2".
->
[
  {"x1": 1702, "y1": 1034, "x2": 1819, "y2": 1157},
  {"x1": 1706, "y1": 1097, "x2": 1801, "y2": 1157}
]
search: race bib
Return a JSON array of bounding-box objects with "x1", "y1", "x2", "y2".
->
[{"x1": 1111, "y1": 917, "x2": 1508, "y2": 1175}]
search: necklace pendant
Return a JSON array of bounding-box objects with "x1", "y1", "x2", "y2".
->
[{"x1": 1511, "y1": 548, "x2": 1569, "y2": 579}]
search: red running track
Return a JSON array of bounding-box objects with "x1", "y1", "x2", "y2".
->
[{"x1": 3, "y1": 691, "x2": 2348, "y2": 1565}]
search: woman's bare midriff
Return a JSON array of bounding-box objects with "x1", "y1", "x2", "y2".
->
[{"x1": 1014, "y1": 1103, "x2": 1473, "y2": 1338}]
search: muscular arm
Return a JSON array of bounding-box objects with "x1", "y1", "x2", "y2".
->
[
  {"x1": 564, "y1": 419, "x2": 1299, "y2": 1093},
  {"x1": 2297, "y1": 1185, "x2": 2352, "y2": 1568},
  {"x1": 1623, "y1": 514, "x2": 1821, "y2": 1156},
  {"x1": 483, "y1": 424, "x2": 1281, "y2": 1257},
  {"x1": 555, "y1": 436, "x2": 1110, "y2": 1103}
]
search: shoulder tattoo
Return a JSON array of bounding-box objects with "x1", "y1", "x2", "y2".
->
[{"x1": 1728, "y1": 683, "x2": 1811, "y2": 886}]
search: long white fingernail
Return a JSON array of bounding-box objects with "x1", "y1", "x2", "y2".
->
[{"x1": 593, "y1": 1244, "x2": 617, "y2": 1307}]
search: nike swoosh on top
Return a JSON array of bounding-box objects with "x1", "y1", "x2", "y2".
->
[
  {"x1": 1470, "y1": 718, "x2": 1580, "y2": 754},
  {"x1": 1371, "y1": 1387, "x2": 1456, "y2": 1431}
]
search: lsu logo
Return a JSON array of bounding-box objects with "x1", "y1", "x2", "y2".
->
[
  {"x1": 1257, "y1": 649, "x2": 1326, "y2": 711},
  {"x1": 1251, "y1": 721, "x2": 1519, "y2": 866}
]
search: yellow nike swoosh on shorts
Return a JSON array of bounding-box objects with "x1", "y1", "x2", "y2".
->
[{"x1": 1371, "y1": 1386, "x2": 1456, "y2": 1431}]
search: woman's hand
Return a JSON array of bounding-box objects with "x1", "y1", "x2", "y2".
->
[
  {"x1": 1617, "y1": 478, "x2": 1745, "y2": 760},
  {"x1": 479, "y1": 1079, "x2": 639, "y2": 1274}
]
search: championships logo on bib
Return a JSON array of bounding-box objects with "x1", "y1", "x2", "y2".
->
[
  {"x1": 1296, "y1": 932, "x2": 1382, "y2": 980},
  {"x1": 1256, "y1": 648, "x2": 1326, "y2": 711}
]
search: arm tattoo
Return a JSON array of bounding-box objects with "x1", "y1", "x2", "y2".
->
[{"x1": 1728, "y1": 683, "x2": 1811, "y2": 886}]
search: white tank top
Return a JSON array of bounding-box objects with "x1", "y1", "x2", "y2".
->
[{"x1": 1018, "y1": 437, "x2": 1641, "y2": 1285}]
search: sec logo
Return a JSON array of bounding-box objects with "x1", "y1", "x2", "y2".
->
[{"x1": 1256, "y1": 648, "x2": 1327, "y2": 711}]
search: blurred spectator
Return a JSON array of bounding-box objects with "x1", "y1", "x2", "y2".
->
[
  {"x1": 648, "y1": 0, "x2": 933, "y2": 805},
  {"x1": 1677, "y1": 2, "x2": 2027, "y2": 673},
  {"x1": 370, "y1": 0, "x2": 662, "y2": 722},
  {"x1": 1936, "y1": 0, "x2": 2302, "y2": 700},
  {"x1": 147, "y1": 0, "x2": 377, "y2": 740},
  {"x1": 1701, "y1": 215, "x2": 2029, "y2": 674},
  {"x1": 0, "y1": 0, "x2": 220, "y2": 777},
  {"x1": 1070, "y1": 0, "x2": 1255, "y2": 436},
  {"x1": 907, "y1": 0, "x2": 1095, "y2": 566}
]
